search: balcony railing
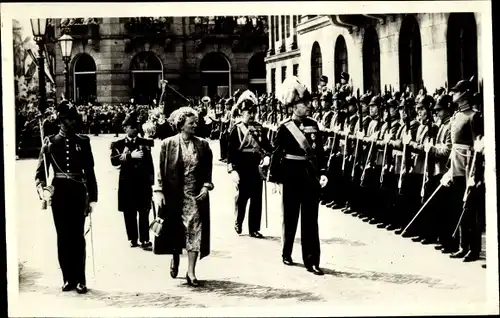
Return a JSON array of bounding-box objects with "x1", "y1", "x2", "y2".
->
[
  {"x1": 60, "y1": 18, "x2": 100, "y2": 39},
  {"x1": 125, "y1": 17, "x2": 173, "y2": 37}
]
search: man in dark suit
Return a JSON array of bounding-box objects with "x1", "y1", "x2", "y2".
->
[
  {"x1": 110, "y1": 111, "x2": 155, "y2": 250},
  {"x1": 268, "y1": 76, "x2": 328, "y2": 275},
  {"x1": 35, "y1": 100, "x2": 98, "y2": 294}
]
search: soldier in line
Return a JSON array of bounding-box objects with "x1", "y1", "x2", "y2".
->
[
  {"x1": 444, "y1": 79, "x2": 483, "y2": 262},
  {"x1": 227, "y1": 90, "x2": 272, "y2": 238},
  {"x1": 35, "y1": 100, "x2": 98, "y2": 294},
  {"x1": 110, "y1": 111, "x2": 155, "y2": 250},
  {"x1": 268, "y1": 76, "x2": 327, "y2": 275}
]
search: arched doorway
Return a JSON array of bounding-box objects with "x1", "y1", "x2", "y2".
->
[
  {"x1": 447, "y1": 13, "x2": 478, "y2": 90},
  {"x1": 362, "y1": 27, "x2": 381, "y2": 94},
  {"x1": 200, "y1": 52, "x2": 231, "y2": 100},
  {"x1": 310, "y1": 42, "x2": 322, "y2": 93},
  {"x1": 248, "y1": 52, "x2": 267, "y2": 96},
  {"x1": 334, "y1": 35, "x2": 348, "y2": 86},
  {"x1": 130, "y1": 51, "x2": 163, "y2": 105},
  {"x1": 399, "y1": 15, "x2": 422, "y2": 94},
  {"x1": 73, "y1": 54, "x2": 97, "y2": 104}
]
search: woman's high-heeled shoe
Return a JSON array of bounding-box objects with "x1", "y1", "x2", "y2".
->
[
  {"x1": 170, "y1": 258, "x2": 179, "y2": 279},
  {"x1": 186, "y1": 273, "x2": 200, "y2": 287}
]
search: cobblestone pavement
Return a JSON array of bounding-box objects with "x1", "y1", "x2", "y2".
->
[{"x1": 11, "y1": 134, "x2": 495, "y2": 316}]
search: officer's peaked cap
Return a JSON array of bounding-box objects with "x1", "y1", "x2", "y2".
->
[
  {"x1": 320, "y1": 75, "x2": 329, "y2": 83},
  {"x1": 341, "y1": 72, "x2": 350, "y2": 81}
]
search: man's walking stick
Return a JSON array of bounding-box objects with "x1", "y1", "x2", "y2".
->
[{"x1": 401, "y1": 183, "x2": 443, "y2": 235}]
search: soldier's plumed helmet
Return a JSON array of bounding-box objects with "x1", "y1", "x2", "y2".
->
[
  {"x1": 122, "y1": 111, "x2": 139, "y2": 128},
  {"x1": 369, "y1": 95, "x2": 383, "y2": 106},
  {"x1": 386, "y1": 98, "x2": 399, "y2": 109},
  {"x1": 434, "y1": 94, "x2": 452, "y2": 111},
  {"x1": 450, "y1": 79, "x2": 472, "y2": 93},
  {"x1": 277, "y1": 76, "x2": 312, "y2": 106},
  {"x1": 235, "y1": 90, "x2": 259, "y2": 112},
  {"x1": 399, "y1": 97, "x2": 415, "y2": 109},
  {"x1": 56, "y1": 100, "x2": 80, "y2": 121},
  {"x1": 341, "y1": 72, "x2": 350, "y2": 81},
  {"x1": 320, "y1": 75, "x2": 329, "y2": 84},
  {"x1": 345, "y1": 95, "x2": 358, "y2": 107},
  {"x1": 416, "y1": 95, "x2": 435, "y2": 110},
  {"x1": 360, "y1": 93, "x2": 372, "y2": 105}
]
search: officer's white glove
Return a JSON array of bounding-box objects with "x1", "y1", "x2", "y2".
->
[
  {"x1": 474, "y1": 137, "x2": 484, "y2": 153},
  {"x1": 356, "y1": 130, "x2": 365, "y2": 139},
  {"x1": 384, "y1": 133, "x2": 392, "y2": 142},
  {"x1": 402, "y1": 131, "x2": 411, "y2": 145},
  {"x1": 88, "y1": 202, "x2": 97, "y2": 214},
  {"x1": 131, "y1": 149, "x2": 144, "y2": 159},
  {"x1": 261, "y1": 156, "x2": 270, "y2": 167},
  {"x1": 153, "y1": 191, "x2": 166, "y2": 207},
  {"x1": 320, "y1": 175, "x2": 328, "y2": 188},
  {"x1": 42, "y1": 186, "x2": 54, "y2": 202},
  {"x1": 424, "y1": 138, "x2": 433, "y2": 153},
  {"x1": 440, "y1": 171, "x2": 453, "y2": 187},
  {"x1": 231, "y1": 171, "x2": 240, "y2": 184}
]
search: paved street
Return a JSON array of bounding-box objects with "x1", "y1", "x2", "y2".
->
[{"x1": 12, "y1": 134, "x2": 492, "y2": 315}]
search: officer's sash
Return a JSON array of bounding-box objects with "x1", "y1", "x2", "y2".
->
[
  {"x1": 237, "y1": 123, "x2": 262, "y2": 153},
  {"x1": 283, "y1": 121, "x2": 314, "y2": 156}
]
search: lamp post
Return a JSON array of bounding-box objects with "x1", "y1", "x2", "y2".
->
[
  {"x1": 59, "y1": 34, "x2": 74, "y2": 99},
  {"x1": 30, "y1": 18, "x2": 48, "y2": 111}
]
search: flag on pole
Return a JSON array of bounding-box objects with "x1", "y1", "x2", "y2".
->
[{"x1": 26, "y1": 48, "x2": 55, "y2": 84}]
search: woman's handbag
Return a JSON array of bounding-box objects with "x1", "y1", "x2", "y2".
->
[{"x1": 149, "y1": 200, "x2": 164, "y2": 237}]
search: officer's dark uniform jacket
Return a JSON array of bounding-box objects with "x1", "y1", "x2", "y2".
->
[
  {"x1": 390, "y1": 119, "x2": 419, "y2": 175},
  {"x1": 450, "y1": 103, "x2": 483, "y2": 177},
  {"x1": 430, "y1": 116, "x2": 452, "y2": 176},
  {"x1": 408, "y1": 119, "x2": 438, "y2": 175},
  {"x1": 227, "y1": 120, "x2": 272, "y2": 174},
  {"x1": 36, "y1": 133, "x2": 98, "y2": 203},
  {"x1": 110, "y1": 136, "x2": 154, "y2": 212},
  {"x1": 269, "y1": 117, "x2": 326, "y2": 185}
]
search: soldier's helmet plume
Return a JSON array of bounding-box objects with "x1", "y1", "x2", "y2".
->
[{"x1": 277, "y1": 76, "x2": 311, "y2": 106}]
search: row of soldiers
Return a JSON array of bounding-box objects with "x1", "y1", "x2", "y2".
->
[{"x1": 221, "y1": 74, "x2": 486, "y2": 265}]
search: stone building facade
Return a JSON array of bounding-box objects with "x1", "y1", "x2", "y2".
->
[
  {"x1": 51, "y1": 17, "x2": 268, "y2": 107},
  {"x1": 266, "y1": 13, "x2": 484, "y2": 97}
]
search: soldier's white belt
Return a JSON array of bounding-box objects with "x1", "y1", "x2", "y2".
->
[
  {"x1": 452, "y1": 144, "x2": 472, "y2": 151},
  {"x1": 284, "y1": 154, "x2": 314, "y2": 161},
  {"x1": 241, "y1": 149, "x2": 260, "y2": 153},
  {"x1": 54, "y1": 172, "x2": 84, "y2": 179}
]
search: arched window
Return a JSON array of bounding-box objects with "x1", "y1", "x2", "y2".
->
[
  {"x1": 248, "y1": 52, "x2": 267, "y2": 96},
  {"x1": 362, "y1": 27, "x2": 381, "y2": 94},
  {"x1": 399, "y1": 15, "x2": 422, "y2": 94},
  {"x1": 447, "y1": 13, "x2": 478, "y2": 90},
  {"x1": 130, "y1": 51, "x2": 163, "y2": 105},
  {"x1": 310, "y1": 42, "x2": 322, "y2": 93},
  {"x1": 73, "y1": 53, "x2": 97, "y2": 104},
  {"x1": 200, "y1": 52, "x2": 231, "y2": 99},
  {"x1": 334, "y1": 35, "x2": 348, "y2": 85}
]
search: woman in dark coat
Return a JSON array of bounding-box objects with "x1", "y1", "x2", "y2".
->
[{"x1": 153, "y1": 106, "x2": 214, "y2": 287}]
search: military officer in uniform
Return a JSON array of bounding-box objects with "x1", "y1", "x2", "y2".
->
[
  {"x1": 268, "y1": 76, "x2": 328, "y2": 275},
  {"x1": 443, "y1": 79, "x2": 483, "y2": 262},
  {"x1": 35, "y1": 100, "x2": 98, "y2": 294},
  {"x1": 110, "y1": 111, "x2": 155, "y2": 250},
  {"x1": 227, "y1": 90, "x2": 272, "y2": 238}
]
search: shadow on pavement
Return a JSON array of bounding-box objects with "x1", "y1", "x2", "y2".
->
[
  {"x1": 181, "y1": 279, "x2": 324, "y2": 302},
  {"x1": 261, "y1": 235, "x2": 366, "y2": 247},
  {"x1": 284, "y1": 262, "x2": 456, "y2": 289}
]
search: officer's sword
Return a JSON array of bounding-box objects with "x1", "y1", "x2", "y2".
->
[
  {"x1": 401, "y1": 183, "x2": 443, "y2": 235},
  {"x1": 89, "y1": 213, "x2": 96, "y2": 277}
]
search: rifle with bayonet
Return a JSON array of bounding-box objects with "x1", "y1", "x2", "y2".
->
[
  {"x1": 380, "y1": 99, "x2": 392, "y2": 188},
  {"x1": 351, "y1": 94, "x2": 364, "y2": 181},
  {"x1": 398, "y1": 92, "x2": 413, "y2": 195}
]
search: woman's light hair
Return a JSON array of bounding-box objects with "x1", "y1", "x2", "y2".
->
[{"x1": 168, "y1": 106, "x2": 199, "y2": 132}]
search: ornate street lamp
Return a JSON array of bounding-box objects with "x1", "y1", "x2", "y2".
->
[
  {"x1": 30, "y1": 18, "x2": 48, "y2": 111},
  {"x1": 59, "y1": 34, "x2": 74, "y2": 100}
]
